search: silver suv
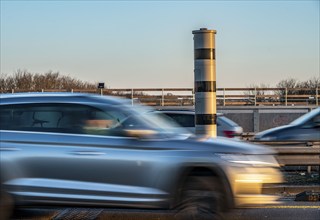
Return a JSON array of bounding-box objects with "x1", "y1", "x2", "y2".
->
[{"x1": 0, "y1": 93, "x2": 282, "y2": 219}]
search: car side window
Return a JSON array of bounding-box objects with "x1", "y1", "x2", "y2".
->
[
  {"x1": 0, "y1": 103, "x2": 121, "y2": 136},
  {"x1": 164, "y1": 113, "x2": 195, "y2": 127},
  {"x1": 0, "y1": 108, "x2": 13, "y2": 130},
  {"x1": 1, "y1": 104, "x2": 74, "y2": 133}
]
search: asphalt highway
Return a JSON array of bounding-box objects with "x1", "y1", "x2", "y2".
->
[
  {"x1": 228, "y1": 200, "x2": 320, "y2": 220},
  {"x1": 10, "y1": 197, "x2": 320, "y2": 220}
]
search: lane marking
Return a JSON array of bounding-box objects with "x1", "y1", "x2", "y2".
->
[{"x1": 254, "y1": 206, "x2": 320, "y2": 209}]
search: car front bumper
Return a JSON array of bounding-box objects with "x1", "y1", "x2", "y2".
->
[{"x1": 227, "y1": 166, "x2": 284, "y2": 207}]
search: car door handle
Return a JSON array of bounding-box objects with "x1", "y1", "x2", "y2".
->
[{"x1": 71, "y1": 151, "x2": 106, "y2": 156}]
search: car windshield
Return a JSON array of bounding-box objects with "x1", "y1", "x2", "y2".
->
[{"x1": 290, "y1": 108, "x2": 320, "y2": 126}]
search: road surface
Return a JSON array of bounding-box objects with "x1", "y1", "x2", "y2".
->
[{"x1": 11, "y1": 197, "x2": 320, "y2": 220}]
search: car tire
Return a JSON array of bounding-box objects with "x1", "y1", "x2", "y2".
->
[
  {"x1": 174, "y1": 176, "x2": 225, "y2": 220},
  {"x1": 0, "y1": 188, "x2": 14, "y2": 220}
]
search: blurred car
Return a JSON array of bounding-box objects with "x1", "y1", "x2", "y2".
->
[
  {"x1": 254, "y1": 107, "x2": 320, "y2": 142},
  {"x1": 0, "y1": 93, "x2": 282, "y2": 220},
  {"x1": 154, "y1": 109, "x2": 243, "y2": 138}
]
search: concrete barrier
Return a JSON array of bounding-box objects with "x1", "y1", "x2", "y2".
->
[
  {"x1": 218, "y1": 106, "x2": 317, "y2": 133},
  {"x1": 157, "y1": 106, "x2": 317, "y2": 133}
]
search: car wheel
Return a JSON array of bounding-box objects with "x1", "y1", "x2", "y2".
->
[
  {"x1": 0, "y1": 188, "x2": 14, "y2": 220},
  {"x1": 174, "y1": 176, "x2": 225, "y2": 220}
]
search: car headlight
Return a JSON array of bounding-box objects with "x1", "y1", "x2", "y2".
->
[{"x1": 216, "y1": 153, "x2": 279, "y2": 167}]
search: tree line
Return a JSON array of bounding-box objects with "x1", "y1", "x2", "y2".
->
[
  {"x1": 247, "y1": 77, "x2": 320, "y2": 96},
  {"x1": 0, "y1": 70, "x2": 97, "y2": 91},
  {"x1": 0, "y1": 70, "x2": 148, "y2": 97},
  {"x1": 244, "y1": 77, "x2": 319, "y2": 104},
  {"x1": 275, "y1": 77, "x2": 319, "y2": 95}
]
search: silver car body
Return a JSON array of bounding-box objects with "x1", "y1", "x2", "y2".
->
[
  {"x1": 153, "y1": 110, "x2": 243, "y2": 138},
  {"x1": 0, "y1": 93, "x2": 282, "y2": 212},
  {"x1": 254, "y1": 107, "x2": 320, "y2": 142}
]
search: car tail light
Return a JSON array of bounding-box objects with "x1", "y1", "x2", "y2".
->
[{"x1": 223, "y1": 130, "x2": 236, "y2": 138}]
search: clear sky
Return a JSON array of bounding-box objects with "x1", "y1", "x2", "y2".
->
[{"x1": 1, "y1": 0, "x2": 319, "y2": 88}]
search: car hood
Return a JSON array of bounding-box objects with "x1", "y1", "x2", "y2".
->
[
  {"x1": 254, "y1": 125, "x2": 293, "y2": 140},
  {"x1": 180, "y1": 136, "x2": 276, "y2": 155}
]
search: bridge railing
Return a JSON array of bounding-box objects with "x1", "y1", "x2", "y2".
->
[{"x1": 2, "y1": 87, "x2": 319, "y2": 106}]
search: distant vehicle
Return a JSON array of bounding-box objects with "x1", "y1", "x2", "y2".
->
[
  {"x1": 153, "y1": 109, "x2": 243, "y2": 138},
  {"x1": 254, "y1": 107, "x2": 320, "y2": 142},
  {"x1": 1, "y1": 93, "x2": 282, "y2": 220}
]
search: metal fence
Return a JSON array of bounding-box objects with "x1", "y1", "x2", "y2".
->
[{"x1": 2, "y1": 87, "x2": 319, "y2": 106}]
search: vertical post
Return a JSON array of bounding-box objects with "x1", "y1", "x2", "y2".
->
[
  {"x1": 161, "y1": 89, "x2": 164, "y2": 106},
  {"x1": 253, "y1": 109, "x2": 260, "y2": 133},
  {"x1": 100, "y1": 88, "x2": 103, "y2": 96},
  {"x1": 41, "y1": 89, "x2": 44, "y2": 93},
  {"x1": 192, "y1": 28, "x2": 217, "y2": 137},
  {"x1": 316, "y1": 88, "x2": 319, "y2": 106},
  {"x1": 11, "y1": 89, "x2": 14, "y2": 94},
  {"x1": 285, "y1": 88, "x2": 288, "y2": 106},
  {"x1": 254, "y1": 88, "x2": 257, "y2": 106},
  {"x1": 71, "y1": 89, "x2": 73, "y2": 93},
  {"x1": 223, "y1": 88, "x2": 226, "y2": 106},
  {"x1": 192, "y1": 88, "x2": 195, "y2": 106},
  {"x1": 131, "y1": 89, "x2": 134, "y2": 106},
  {"x1": 307, "y1": 166, "x2": 312, "y2": 174}
]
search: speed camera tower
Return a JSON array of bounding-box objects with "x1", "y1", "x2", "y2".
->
[{"x1": 192, "y1": 28, "x2": 217, "y2": 137}]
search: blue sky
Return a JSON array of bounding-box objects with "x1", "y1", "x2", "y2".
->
[{"x1": 1, "y1": 0, "x2": 319, "y2": 88}]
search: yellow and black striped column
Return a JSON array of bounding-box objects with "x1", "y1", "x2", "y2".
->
[{"x1": 192, "y1": 28, "x2": 217, "y2": 137}]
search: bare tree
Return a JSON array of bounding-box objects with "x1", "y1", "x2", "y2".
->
[
  {"x1": 297, "y1": 77, "x2": 320, "y2": 95},
  {"x1": 276, "y1": 78, "x2": 299, "y2": 89},
  {"x1": 244, "y1": 83, "x2": 272, "y2": 104},
  {"x1": 276, "y1": 77, "x2": 319, "y2": 94},
  {"x1": 0, "y1": 70, "x2": 97, "y2": 92},
  {"x1": 275, "y1": 77, "x2": 319, "y2": 104}
]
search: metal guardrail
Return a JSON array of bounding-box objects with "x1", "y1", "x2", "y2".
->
[
  {"x1": 250, "y1": 141, "x2": 320, "y2": 167},
  {"x1": 241, "y1": 133, "x2": 320, "y2": 167},
  {"x1": 2, "y1": 87, "x2": 319, "y2": 107},
  {"x1": 274, "y1": 147, "x2": 320, "y2": 166}
]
